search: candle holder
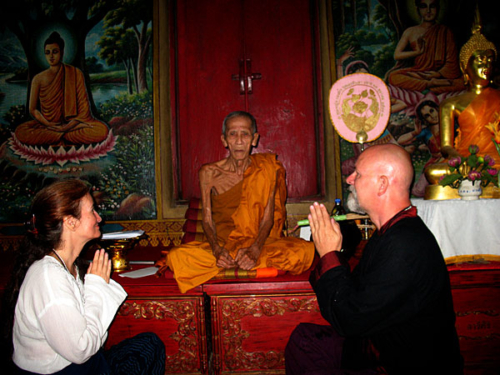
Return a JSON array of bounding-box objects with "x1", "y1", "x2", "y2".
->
[{"x1": 100, "y1": 230, "x2": 145, "y2": 273}]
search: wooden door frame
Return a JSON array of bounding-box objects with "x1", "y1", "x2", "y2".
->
[{"x1": 155, "y1": 0, "x2": 342, "y2": 219}]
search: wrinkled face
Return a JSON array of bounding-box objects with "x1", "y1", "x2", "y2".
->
[
  {"x1": 74, "y1": 194, "x2": 102, "y2": 242},
  {"x1": 420, "y1": 104, "x2": 439, "y2": 125},
  {"x1": 468, "y1": 49, "x2": 495, "y2": 83},
  {"x1": 44, "y1": 43, "x2": 63, "y2": 67},
  {"x1": 417, "y1": 0, "x2": 438, "y2": 22},
  {"x1": 221, "y1": 116, "x2": 259, "y2": 161}
]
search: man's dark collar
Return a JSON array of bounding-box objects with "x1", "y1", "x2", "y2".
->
[{"x1": 377, "y1": 205, "x2": 417, "y2": 235}]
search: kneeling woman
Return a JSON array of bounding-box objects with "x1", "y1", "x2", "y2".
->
[{"x1": 3, "y1": 179, "x2": 165, "y2": 374}]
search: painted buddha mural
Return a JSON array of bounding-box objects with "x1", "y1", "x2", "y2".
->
[{"x1": 10, "y1": 31, "x2": 114, "y2": 167}]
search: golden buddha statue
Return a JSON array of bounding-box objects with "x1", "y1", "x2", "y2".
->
[{"x1": 424, "y1": 11, "x2": 500, "y2": 200}]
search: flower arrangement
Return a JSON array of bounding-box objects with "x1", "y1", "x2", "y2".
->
[
  {"x1": 439, "y1": 145, "x2": 499, "y2": 188},
  {"x1": 485, "y1": 113, "x2": 500, "y2": 158}
]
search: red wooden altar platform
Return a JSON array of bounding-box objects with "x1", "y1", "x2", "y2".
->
[
  {"x1": 203, "y1": 271, "x2": 328, "y2": 374},
  {"x1": 1, "y1": 245, "x2": 500, "y2": 374},
  {"x1": 104, "y1": 270, "x2": 207, "y2": 374},
  {"x1": 108, "y1": 244, "x2": 500, "y2": 375}
]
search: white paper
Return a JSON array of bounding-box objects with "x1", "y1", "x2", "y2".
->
[
  {"x1": 299, "y1": 226, "x2": 312, "y2": 241},
  {"x1": 118, "y1": 266, "x2": 158, "y2": 278},
  {"x1": 102, "y1": 230, "x2": 144, "y2": 240}
]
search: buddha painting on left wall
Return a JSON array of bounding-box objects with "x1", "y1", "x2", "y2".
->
[{"x1": 0, "y1": 0, "x2": 156, "y2": 223}]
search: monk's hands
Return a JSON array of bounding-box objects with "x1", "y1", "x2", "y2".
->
[
  {"x1": 87, "y1": 249, "x2": 112, "y2": 283},
  {"x1": 213, "y1": 243, "x2": 261, "y2": 270},
  {"x1": 214, "y1": 245, "x2": 236, "y2": 269},
  {"x1": 309, "y1": 202, "x2": 343, "y2": 258},
  {"x1": 235, "y1": 244, "x2": 260, "y2": 270}
]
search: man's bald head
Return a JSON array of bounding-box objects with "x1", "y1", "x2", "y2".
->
[
  {"x1": 346, "y1": 144, "x2": 413, "y2": 229},
  {"x1": 359, "y1": 144, "x2": 414, "y2": 194}
]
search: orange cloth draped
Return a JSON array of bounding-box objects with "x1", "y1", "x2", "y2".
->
[
  {"x1": 455, "y1": 87, "x2": 500, "y2": 167},
  {"x1": 162, "y1": 153, "x2": 315, "y2": 293},
  {"x1": 388, "y1": 24, "x2": 464, "y2": 94},
  {"x1": 15, "y1": 64, "x2": 109, "y2": 146}
]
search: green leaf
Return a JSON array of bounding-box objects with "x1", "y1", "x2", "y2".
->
[
  {"x1": 439, "y1": 173, "x2": 462, "y2": 186},
  {"x1": 467, "y1": 154, "x2": 478, "y2": 168}
]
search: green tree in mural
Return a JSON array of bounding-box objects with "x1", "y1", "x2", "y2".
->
[
  {"x1": 85, "y1": 56, "x2": 104, "y2": 73},
  {"x1": 373, "y1": 2, "x2": 396, "y2": 40},
  {"x1": 98, "y1": 27, "x2": 138, "y2": 95},
  {"x1": 334, "y1": 0, "x2": 371, "y2": 34},
  {"x1": 103, "y1": 0, "x2": 152, "y2": 93},
  {"x1": 0, "y1": 0, "x2": 117, "y2": 113},
  {"x1": 376, "y1": 0, "x2": 406, "y2": 39}
]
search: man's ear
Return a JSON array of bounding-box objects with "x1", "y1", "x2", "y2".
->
[
  {"x1": 221, "y1": 134, "x2": 228, "y2": 148},
  {"x1": 251, "y1": 132, "x2": 260, "y2": 147},
  {"x1": 378, "y1": 175, "x2": 389, "y2": 196}
]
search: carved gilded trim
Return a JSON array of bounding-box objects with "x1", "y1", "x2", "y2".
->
[
  {"x1": 215, "y1": 295, "x2": 320, "y2": 372},
  {"x1": 0, "y1": 216, "x2": 308, "y2": 251},
  {"x1": 109, "y1": 219, "x2": 184, "y2": 248},
  {"x1": 119, "y1": 299, "x2": 206, "y2": 373},
  {"x1": 0, "y1": 219, "x2": 184, "y2": 252}
]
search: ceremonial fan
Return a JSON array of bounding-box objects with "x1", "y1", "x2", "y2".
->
[{"x1": 328, "y1": 72, "x2": 391, "y2": 149}]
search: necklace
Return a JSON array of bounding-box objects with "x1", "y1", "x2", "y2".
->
[
  {"x1": 51, "y1": 250, "x2": 83, "y2": 302},
  {"x1": 51, "y1": 249, "x2": 73, "y2": 276}
]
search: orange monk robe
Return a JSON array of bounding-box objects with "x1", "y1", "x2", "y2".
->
[
  {"x1": 389, "y1": 24, "x2": 464, "y2": 94},
  {"x1": 455, "y1": 87, "x2": 500, "y2": 167},
  {"x1": 165, "y1": 153, "x2": 315, "y2": 293},
  {"x1": 15, "y1": 64, "x2": 109, "y2": 146}
]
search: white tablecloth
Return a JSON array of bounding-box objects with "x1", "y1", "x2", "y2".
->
[{"x1": 411, "y1": 198, "x2": 500, "y2": 263}]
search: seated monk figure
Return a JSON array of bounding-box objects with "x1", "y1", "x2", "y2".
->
[
  {"x1": 387, "y1": 0, "x2": 464, "y2": 94},
  {"x1": 424, "y1": 18, "x2": 500, "y2": 199},
  {"x1": 158, "y1": 111, "x2": 315, "y2": 293},
  {"x1": 15, "y1": 31, "x2": 109, "y2": 146}
]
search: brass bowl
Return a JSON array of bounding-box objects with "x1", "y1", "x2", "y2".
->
[{"x1": 101, "y1": 236, "x2": 142, "y2": 273}]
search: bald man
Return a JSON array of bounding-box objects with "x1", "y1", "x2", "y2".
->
[{"x1": 286, "y1": 145, "x2": 463, "y2": 374}]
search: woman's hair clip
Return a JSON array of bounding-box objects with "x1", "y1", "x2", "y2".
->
[{"x1": 25, "y1": 214, "x2": 38, "y2": 236}]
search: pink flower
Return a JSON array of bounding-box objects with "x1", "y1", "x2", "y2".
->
[
  {"x1": 448, "y1": 156, "x2": 462, "y2": 168},
  {"x1": 468, "y1": 145, "x2": 479, "y2": 154},
  {"x1": 488, "y1": 168, "x2": 498, "y2": 176},
  {"x1": 484, "y1": 155, "x2": 495, "y2": 166},
  {"x1": 468, "y1": 170, "x2": 482, "y2": 181}
]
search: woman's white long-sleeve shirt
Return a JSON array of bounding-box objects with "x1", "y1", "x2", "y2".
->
[{"x1": 13, "y1": 255, "x2": 127, "y2": 373}]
